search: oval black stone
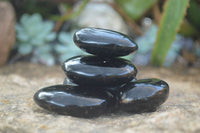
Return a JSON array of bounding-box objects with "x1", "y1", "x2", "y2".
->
[
  {"x1": 34, "y1": 85, "x2": 118, "y2": 118},
  {"x1": 73, "y1": 28, "x2": 138, "y2": 57},
  {"x1": 119, "y1": 78, "x2": 169, "y2": 113},
  {"x1": 62, "y1": 55, "x2": 137, "y2": 86}
]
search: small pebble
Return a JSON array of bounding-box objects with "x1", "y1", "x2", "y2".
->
[{"x1": 73, "y1": 28, "x2": 138, "y2": 57}]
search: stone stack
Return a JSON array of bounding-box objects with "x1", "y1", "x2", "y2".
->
[{"x1": 34, "y1": 28, "x2": 169, "y2": 118}]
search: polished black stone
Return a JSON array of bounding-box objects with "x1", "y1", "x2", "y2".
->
[
  {"x1": 73, "y1": 28, "x2": 138, "y2": 57},
  {"x1": 34, "y1": 85, "x2": 118, "y2": 118},
  {"x1": 119, "y1": 78, "x2": 169, "y2": 113},
  {"x1": 62, "y1": 55, "x2": 137, "y2": 86},
  {"x1": 63, "y1": 77, "x2": 78, "y2": 86},
  {"x1": 63, "y1": 77, "x2": 137, "y2": 86}
]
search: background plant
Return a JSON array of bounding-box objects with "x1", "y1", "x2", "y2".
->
[
  {"x1": 54, "y1": 31, "x2": 84, "y2": 63},
  {"x1": 15, "y1": 13, "x2": 56, "y2": 66},
  {"x1": 11, "y1": 0, "x2": 200, "y2": 67},
  {"x1": 115, "y1": 0, "x2": 199, "y2": 67},
  {"x1": 15, "y1": 13, "x2": 85, "y2": 65},
  {"x1": 151, "y1": 0, "x2": 189, "y2": 66}
]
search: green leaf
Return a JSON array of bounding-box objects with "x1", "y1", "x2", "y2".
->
[
  {"x1": 54, "y1": 44, "x2": 68, "y2": 54},
  {"x1": 30, "y1": 38, "x2": 44, "y2": 46},
  {"x1": 45, "y1": 32, "x2": 56, "y2": 41},
  {"x1": 38, "y1": 45, "x2": 52, "y2": 54},
  {"x1": 151, "y1": 0, "x2": 189, "y2": 66},
  {"x1": 18, "y1": 44, "x2": 33, "y2": 55},
  {"x1": 20, "y1": 14, "x2": 30, "y2": 26},
  {"x1": 58, "y1": 32, "x2": 72, "y2": 44},
  {"x1": 43, "y1": 21, "x2": 54, "y2": 33},
  {"x1": 23, "y1": 14, "x2": 43, "y2": 37},
  {"x1": 116, "y1": 0, "x2": 158, "y2": 20},
  {"x1": 17, "y1": 32, "x2": 29, "y2": 42}
]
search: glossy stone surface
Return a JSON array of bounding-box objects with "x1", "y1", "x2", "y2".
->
[
  {"x1": 73, "y1": 28, "x2": 138, "y2": 57},
  {"x1": 34, "y1": 85, "x2": 118, "y2": 118},
  {"x1": 120, "y1": 78, "x2": 169, "y2": 113},
  {"x1": 63, "y1": 77, "x2": 78, "y2": 86},
  {"x1": 62, "y1": 55, "x2": 137, "y2": 86},
  {"x1": 63, "y1": 77, "x2": 137, "y2": 87}
]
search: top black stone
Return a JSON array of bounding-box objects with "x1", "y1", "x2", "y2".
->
[{"x1": 73, "y1": 28, "x2": 138, "y2": 57}]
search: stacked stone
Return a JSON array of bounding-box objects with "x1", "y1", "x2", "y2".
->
[{"x1": 34, "y1": 28, "x2": 169, "y2": 118}]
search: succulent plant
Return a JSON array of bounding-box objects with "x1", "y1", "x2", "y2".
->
[
  {"x1": 15, "y1": 13, "x2": 56, "y2": 66},
  {"x1": 54, "y1": 31, "x2": 84, "y2": 63}
]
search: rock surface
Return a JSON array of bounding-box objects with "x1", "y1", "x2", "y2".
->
[
  {"x1": 0, "y1": 1, "x2": 15, "y2": 66},
  {"x1": 1, "y1": 63, "x2": 200, "y2": 133}
]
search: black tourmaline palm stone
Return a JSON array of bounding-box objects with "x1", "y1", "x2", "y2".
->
[
  {"x1": 62, "y1": 55, "x2": 137, "y2": 86},
  {"x1": 73, "y1": 28, "x2": 138, "y2": 57},
  {"x1": 34, "y1": 85, "x2": 118, "y2": 118},
  {"x1": 119, "y1": 78, "x2": 169, "y2": 113}
]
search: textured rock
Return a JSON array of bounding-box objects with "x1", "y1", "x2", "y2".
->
[
  {"x1": 120, "y1": 78, "x2": 169, "y2": 113},
  {"x1": 73, "y1": 28, "x2": 138, "y2": 57},
  {"x1": 34, "y1": 85, "x2": 118, "y2": 118},
  {"x1": 62, "y1": 55, "x2": 137, "y2": 86},
  {"x1": 0, "y1": 1, "x2": 15, "y2": 66},
  {"x1": 1, "y1": 63, "x2": 200, "y2": 133}
]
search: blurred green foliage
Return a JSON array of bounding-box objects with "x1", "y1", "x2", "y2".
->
[
  {"x1": 134, "y1": 25, "x2": 183, "y2": 67},
  {"x1": 15, "y1": 14, "x2": 56, "y2": 65},
  {"x1": 116, "y1": 0, "x2": 158, "y2": 20},
  {"x1": 179, "y1": 20, "x2": 198, "y2": 37},
  {"x1": 11, "y1": 0, "x2": 200, "y2": 67},
  {"x1": 117, "y1": 0, "x2": 200, "y2": 67},
  {"x1": 15, "y1": 13, "x2": 84, "y2": 65},
  {"x1": 55, "y1": 32, "x2": 84, "y2": 63},
  {"x1": 151, "y1": 0, "x2": 189, "y2": 66},
  {"x1": 187, "y1": 0, "x2": 200, "y2": 30}
]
